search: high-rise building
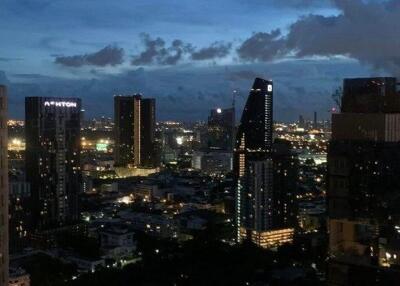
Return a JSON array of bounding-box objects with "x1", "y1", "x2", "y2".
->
[
  {"x1": 114, "y1": 95, "x2": 141, "y2": 167},
  {"x1": 25, "y1": 97, "x2": 82, "y2": 230},
  {"x1": 313, "y1": 111, "x2": 318, "y2": 128},
  {"x1": 328, "y1": 77, "x2": 400, "y2": 285},
  {"x1": 140, "y1": 98, "x2": 156, "y2": 167},
  {"x1": 9, "y1": 178, "x2": 31, "y2": 253},
  {"x1": 298, "y1": 114, "x2": 305, "y2": 129},
  {"x1": 234, "y1": 78, "x2": 293, "y2": 249},
  {"x1": 207, "y1": 107, "x2": 235, "y2": 151},
  {"x1": 272, "y1": 139, "x2": 298, "y2": 229},
  {"x1": 0, "y1": 86, "x2": 9, "y2": 286},
  {"x1": 114, "y1": 95, "x2": 156, "y2": 168}
]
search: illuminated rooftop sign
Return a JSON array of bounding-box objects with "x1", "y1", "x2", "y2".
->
[
  {"x1": 267, "y1": 84, "x2": 273, "y2": 92},
  {"x1": 44, "y1": 101, "x2": 77, "y2": 108}
]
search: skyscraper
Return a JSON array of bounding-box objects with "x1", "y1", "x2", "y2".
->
[
  {"x1": 114, "y1": 95, "x2": 156, "y2": 168},
  {"x1": 272, "y1": 139, "x2": 298, "y2": 229},
  {"x1": 234, "y1": 78, "x2": 293, "y2": 248},
  {"x1": 140, "y1": 98, "x2": 156, "y2": 167},
  {"x1": 313, "y1": 111, "x2": 318, "y2": 128},
  {"x1": 207, "y1": 107, "x2": 235, "y2": 151},
  {"x1": 114, "y1": 95, "x2": 141, "y2": 167},
  {"x1": 25, "y1": 97, "x2": 82, "y2": 230},
  {"x1": 0, "y1": 86, "x2": 9, "y2": 286},
  {"x1": 328, "y1": 77, "x2": 400, "y2": 285}
]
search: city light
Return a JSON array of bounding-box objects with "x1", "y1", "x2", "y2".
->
[{"x1": 44, "y1": 101, "x2": 77, "y2": 108}]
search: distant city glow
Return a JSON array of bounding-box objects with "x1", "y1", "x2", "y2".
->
[
  {"x1": 117, "y1": 195, "x2": 134, "y2": 205},
  {"x1": 176, "y1": 136, "x2": 184, "y2": 145}
]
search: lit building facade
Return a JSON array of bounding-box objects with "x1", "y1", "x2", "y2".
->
[
  {"x1": 328, "y1": 77, "x2": 400, "y2": 285},
  {"x1": 0, "y1": 85, "x2": 8, "y2": 286},
  {"x1": 25, "y1": 97, "x2": 82, "y2": 230},
  {"x1": 234, "y1": 78, "x2": 293, "y2": 248},
  {"x1": 114, "y1": 95, "x2": 156, "y2": 168}
]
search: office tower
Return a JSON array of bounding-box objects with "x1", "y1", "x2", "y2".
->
[
  {"x1": 272, "y1": 139, "x2": 298, "y2": 229},
  {"x1": 328, "y1": 77, "x2": 400, "y2": 285},
  {"x1": 114, "y1": 95, "x2": 156, "y2": 168},
  {"x1": 234, "y1": 78, "x2": 293, "y2": 249},
  {"x1": 9, "y1": 177, "x2": 31, "y2": 253},
  {"x1": 114, "y1": 95, "x2": 141, "y2": 167},
  {"x1": 313, "y1": 111, "x2": 317, "y2": 128},
  {"x1": 207, "y1": 107, "x2": 235, "y2": 151},
  {"x1": 0, "y1": 86, "x2": 9, "y2": 286},
  {"x1": 299, "y1": 114, "x2": 305, "y2": 128},
  {"x1": 25, "y1": 97, "x2": 82, "y2": 230},
  {"x1": 140, "y1": 98, "x2": 156, "y2": 167}
]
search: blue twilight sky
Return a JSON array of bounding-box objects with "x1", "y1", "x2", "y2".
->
[{"x1": 0, "y1": 0, "x2": 397, "y2": 121}]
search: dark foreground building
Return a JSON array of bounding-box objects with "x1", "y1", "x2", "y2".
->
[
  {"x1": 0, "y1": 86, "x2": 9, "y2": 285},
  {"x1": 25, "y1": 97, "x2": 82, "y2": 230},
  {"x1": 140, "y1": 98, "x2": 156, "y2": 167},
  {"x1": 328, "y1": 77, "x2": 400, "y2": 285},
  {"x1": 114, "y1": 95, "x2": 156, "y2": 168},
  {"x1": 234, "y1": 78, "x2": 294, "y2": 248}
]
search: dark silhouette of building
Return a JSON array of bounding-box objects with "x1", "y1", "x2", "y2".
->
[
  {"x1": 0, "y1": 85, "x2": 9, "y2": 285},
  {"x1": 299, "y1": 114, "x2": 305, "y2": 128},
  {"x1": 207, "y1": 107, "x2": 235, "y2": 151},
  {"x1": 272, "y1": 139, "x2": 298, "y2": 229},
  {"x1": 234, "y1": 78, "x2": 293, "y2": 248},
  {"x1": 114, "y1": 95, "x2": 141, "y2": 167},
  {"x1": 341, "y1": 77, "x2": 400, "y2": 113},
  {"x1": 9, "y1": 177, "x2": 31, "y2": 253},
  {"x1": 314, "y1": 111, "x2": 317, "y2": 128},
  {"x1": 140, "y1": 98, "x2": 156, "y2": 167},
  {"x1": 25, "y1": 97, "x2": 82, "y2": 230},
  {"x1": 328, "y1": 77, "x2": 400, "y2": 285},
  {"x1": 114, "y1": 95, "x2": 156, "y2": 168}
]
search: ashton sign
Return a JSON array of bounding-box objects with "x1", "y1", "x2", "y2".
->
[{"x1": 44, "y1": 101, "x2": 77, "y2": 108}]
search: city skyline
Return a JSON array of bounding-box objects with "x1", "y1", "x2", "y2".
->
[{"x1": 4, "y1": 1, "x2": 400, "y2": 285}]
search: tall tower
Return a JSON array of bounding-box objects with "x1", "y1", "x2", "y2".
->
[
  {"x1": 328, "y1": 77, "x2": 400, "y2": 285},
  {"x1": 114, "y1": 95, "x2": 141, "y2": 167},
  {"x1": 0, "y1": 86, "x2": 9, "y2": 285},
  {"x1": 234, "y1": 78, "x2": 293, "y2": 248},
  {"x1": 25, "y1": 97, "x2": 82, "y2": 230},
  {"x1": 207, "y1": 107, "x2": 235, "y2": 151},
  {"x1": 140, "y1": 98, "x2": 156, "y2": 167},
  {"x1": 313, "y1": 111, "x2": 317, "y2": 128},
  {"x1": 114, "y1": 95, "x2": 156, "y2": 168}
]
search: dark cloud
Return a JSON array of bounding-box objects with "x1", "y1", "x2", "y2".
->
[
  {"x1": 237, "y1": 29, "x2": 287, "y2": 62},
  {"x1": 0, "y1": 57, "x2": 22, "y2": 62},
  {"x1": 271, "y1": 0, "x2": 332, "y2": 8},
  {"x1": 131, "y1": 34, "x2": 192, "y2": 66},
  {"x1": 227, "y1": 70, "x2": 265, "y2": 81},
  {"x1": 237, "y1": 0, "x2": 400, "y2": 75},
  {"x1": 191, "y1": 42, "x2": 232, "y2": 60},
  {"x1": 55, "y1": 45, "x2": 124, "y2": 67},
  {"x1": 285, "y1": 0, "x2": 400, "y2": 74},
  {"x1": 132, "y1": 34, "x2": 233, "y2": 65}
]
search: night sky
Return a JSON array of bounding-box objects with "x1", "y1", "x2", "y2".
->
[{"x1": 0, "y1": 0, "x2": 395, "y2": 121}]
